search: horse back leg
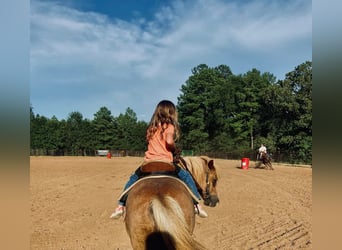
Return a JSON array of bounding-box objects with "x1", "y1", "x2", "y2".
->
[
  {"x1": 265, "y1": 160, "x2": 273, "y2": 170},
  {"x1": 268, "y1": 161, "x2": 274, "y2": 170}
]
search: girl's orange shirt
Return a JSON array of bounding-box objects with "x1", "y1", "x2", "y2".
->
[{"x1": 144, "y1": 124, "x2": 174, "y2": 162}]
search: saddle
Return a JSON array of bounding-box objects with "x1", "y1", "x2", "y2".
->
[
  {"x1": 117, "y1": 161, "x2": 198, "y2": 205},
  {"x1": 140, "y1": 161, "x2": 177, "y2": 175}
]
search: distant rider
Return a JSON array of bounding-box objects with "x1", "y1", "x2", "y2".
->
[{"x1": 258, "y1": 144, "x2": 267, "y2": 159}]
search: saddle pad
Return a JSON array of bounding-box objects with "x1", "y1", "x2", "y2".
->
[
  {"x1": 117, "y1": 175, "x2": 200, "y2": 203},
  {"x1": 140, "y1": 161, "x2": 176, "y2": 173}
]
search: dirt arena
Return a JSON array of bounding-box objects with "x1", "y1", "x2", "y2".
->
[{"x1": 30, "y1": 156, "x2": 312, "y2": 249}]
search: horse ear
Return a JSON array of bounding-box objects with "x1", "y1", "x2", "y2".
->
[
  {"x1": 208, "y1": 159, "x2": 214, "y2": 169},
  {"x1": 200, "y1": 156, "x2": 215, "y2": 169}
]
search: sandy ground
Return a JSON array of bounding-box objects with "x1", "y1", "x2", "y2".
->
[{"x1": 30, "y1": 156, "x2": 312, "y2": 250}]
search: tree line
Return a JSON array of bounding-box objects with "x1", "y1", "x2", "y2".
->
[{"x1": 31, "y1": 61, "x2": 312, "y2": 164}]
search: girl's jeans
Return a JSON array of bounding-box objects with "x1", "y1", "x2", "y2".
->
[{"x1": 118, "y1": 165, "x2": 201, "y2": 205}]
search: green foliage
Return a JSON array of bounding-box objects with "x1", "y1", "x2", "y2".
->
[
  {"x1": 177, "y1": 62, "x2": 312, "y2": 164},
  {"x1": 114, "y1": 108, "x2": 147, "y2": 150},
  {"x1": 30, "y1": 106, "x2": 148, "y2": 155},
  {"x1": 261, "y1": 61, "x2": 312, "y2": 163},
  {"x1": 93, "y1": 107, "x2": 115, "y2": 149},
  {"x1": 30, "y1": 61, "x2": 312, "y2": 164}
]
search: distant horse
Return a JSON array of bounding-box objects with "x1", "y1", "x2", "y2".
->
[
  {"x1": 257, "y1": 152, "x2": 274, "y2": 170},
  {"x1": 124, "y1": 156, "x2": 219, "y2": 250}
]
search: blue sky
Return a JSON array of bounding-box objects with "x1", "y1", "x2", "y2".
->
[{"x1": 30, "y1": 0, "x2": 312, "y2": 121}]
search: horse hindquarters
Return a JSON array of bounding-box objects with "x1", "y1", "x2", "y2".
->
[
  {"x1": 125, "y1": 178, "x2": 206, "y2": 250},
  {"x1": 150, "y1": 196, "x2": 197, "y2": 249}
]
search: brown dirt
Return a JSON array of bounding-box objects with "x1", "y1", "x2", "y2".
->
[{"x1": 30, "y1": 156, "x2": 312, "y2": 249}]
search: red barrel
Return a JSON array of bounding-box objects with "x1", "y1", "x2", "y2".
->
[
  {"x1": 241, "y1": 158, "x2": 249, "y2": 169},
  {"x1": 107, "y1": 152, "x2": 112, "y2": 159}
]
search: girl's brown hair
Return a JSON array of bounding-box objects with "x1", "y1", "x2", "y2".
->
[{"x1": 146, "y1": 100, "x2": 180, "y2": 142}]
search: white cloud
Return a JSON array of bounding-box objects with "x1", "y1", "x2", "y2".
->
[{"x1": 30, "y1": 0, "x2": 311, "y2": 120}]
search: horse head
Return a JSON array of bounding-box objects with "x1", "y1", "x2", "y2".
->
[
  {"x1": 199, "y1": 156, "x2": 219, "y2": 207},
  {"x1": 182, "y1": 156, "x2": 219, "y2": 207}
]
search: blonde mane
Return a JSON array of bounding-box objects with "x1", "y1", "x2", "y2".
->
[
  {"x1": 181, "y1": 156, "x2": 219, "y2": 202},
  {"x1": 182, "y1": 156, "x2": 208, "y2": 189}
]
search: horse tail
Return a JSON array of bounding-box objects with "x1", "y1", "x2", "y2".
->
[{"x1": 150, "y1": 196, "x2": 206, "y2": 250}]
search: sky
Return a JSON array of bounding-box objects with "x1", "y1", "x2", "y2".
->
[{"x1": 30, "y1": 0, "x2": 312, "y2": 121}]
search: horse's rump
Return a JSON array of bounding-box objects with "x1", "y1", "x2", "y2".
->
[{"x1": 125, "y1": 177, "x2": 206, "y2": 250}]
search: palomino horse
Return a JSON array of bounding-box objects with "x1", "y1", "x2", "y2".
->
[
  {"x1": 257, "y1": 152, "x2": 274, "y2": 170},
  {"x1": 124, "y1": 156, "x2": 219, "y2": 250}
]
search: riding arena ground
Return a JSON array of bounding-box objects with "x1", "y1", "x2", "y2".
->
[{"x1": 30, "y1": 156, "x2": 312, "y2": 249}]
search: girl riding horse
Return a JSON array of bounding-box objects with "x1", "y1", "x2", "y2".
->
[{"x1": 110, "y1": 100, "x2": 208, "y2": 219}]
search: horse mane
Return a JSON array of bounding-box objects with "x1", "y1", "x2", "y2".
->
[
  {"x1": 150, "y1": 196, "x2": 206, "y2": 250},
  {"x1": 183, "y1": 156, "x2": 218, "y2": 188},
  {"x1": 182, "y1": 156, "x2": 209, "y2": 186}
]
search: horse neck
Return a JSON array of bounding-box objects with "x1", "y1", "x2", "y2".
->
[{"x1": 187, "y1": 163, "x2": 206, "y2": 189}]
